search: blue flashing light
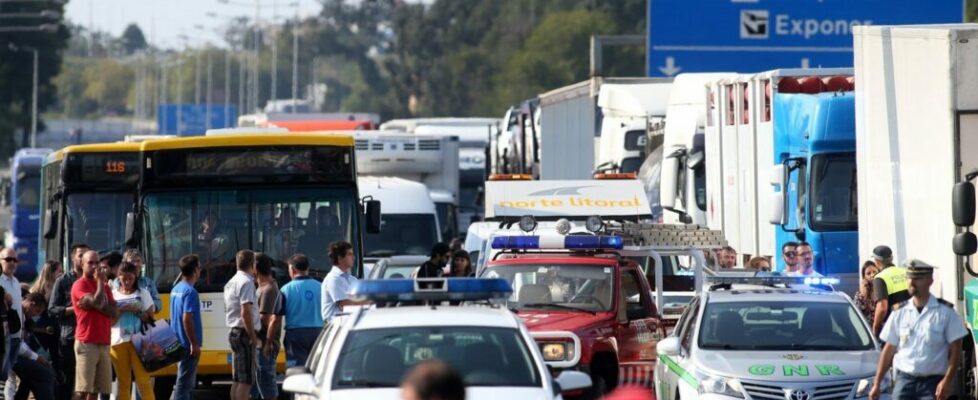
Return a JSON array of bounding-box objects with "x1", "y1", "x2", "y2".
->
[
  {"x1": 491, "y1": 235, "x2": 623, "y2": 250},
  {"x1": 492, "y1": 235, "x2": 540, "y2": 249},
  {"x1": 803, "y1": 277, "x2": 840, "y2": 286},
  {"x1": 707, "y1": 272, "x2": 840, "y2": 290},
  {"x1": 350, "y1": 278, "x2": 514, "y2": 303},
  {"x1": 564, "y1": 235, "x2": 623, "y2": 250}
]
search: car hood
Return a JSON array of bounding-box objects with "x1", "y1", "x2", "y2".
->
[
  {"x1": 693, "y1": 349, "x2": 879, "y2": 382},
  {"x1": 516, "y1": 311, "x2": 612, "y2": 332},
  {"x1": 326, "y1": 387, "x2": 551, "y2": 400}
]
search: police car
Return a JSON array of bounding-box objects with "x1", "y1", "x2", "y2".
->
[
  {"x1": 654, "y1": 275, "x2": 892, "y2": 400},
  {"x1": 282, "y1": 278, "x2": 593, "y2": 400}
]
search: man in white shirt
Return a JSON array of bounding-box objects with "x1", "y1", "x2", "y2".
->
[
  {"x1": 223, "y1": 250, "x2": 260, "y2": 400},
  {"x1": 321, "y1": 241, "x2": 369, "y2": 322},
  {"x1": 0, "y1": 248, "x2": 47, "y2": 399}
]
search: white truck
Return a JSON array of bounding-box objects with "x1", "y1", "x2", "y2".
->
[
  {"x1": 352, "y1": 131, "x2": 461, "y2": 240},
  {"x1": 358, "y1": 176, "x2": 441, "y2": 275},
  {"x1": 537, "y1": 78, "x2": 673, "y2": 180},
  {"x1": 379, "y1": 118, "x2": 499, "y2": 235},
  {"x1": 855, "y1": 24, "x2": 978, "y2": 398}
]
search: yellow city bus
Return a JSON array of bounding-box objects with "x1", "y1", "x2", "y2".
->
[
  {"x1": 39, "y1": 143, "x2": 141, "y2": 266},
  {"x1": 130, "y1": 134, "x2": 379, "y2": 395}
]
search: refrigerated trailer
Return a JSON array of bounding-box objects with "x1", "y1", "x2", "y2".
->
[{"x1": 854, "y1": 24, "x2": 978, "y2": 398}]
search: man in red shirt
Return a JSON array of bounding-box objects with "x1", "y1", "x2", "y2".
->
[{"x1": 71, "y1": 250, "x2": 118, "y2": 400}]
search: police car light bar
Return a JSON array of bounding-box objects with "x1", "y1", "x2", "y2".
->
[
  {"x1": 705, "y1": 273, "x2": 840, "y2": 288},
  {"x1": 350, "y1": 278, "x2": 513, "y2": 302},
  {"x1": 491, "y1": 235, "x2": 624, "y2": 250}
]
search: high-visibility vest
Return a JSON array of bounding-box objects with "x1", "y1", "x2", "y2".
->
[{"x1": 876, "y1": 266, "x2": 909, "y2": 296}]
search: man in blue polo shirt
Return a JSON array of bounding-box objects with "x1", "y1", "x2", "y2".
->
[
  {"x1": 280, "y1": 254, "x2": 323, "y2": 367},
  {"x1": 170, "y1": 255, "x2": 202, "y2": 400}
]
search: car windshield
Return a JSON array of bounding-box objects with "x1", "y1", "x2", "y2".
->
[
  {"x1": 66, "y1": 192, "x2": 133, "y2": 253},
  {"x1": 482, "y1": 263, "x2": 614, "y2": 312},
  {"x1": 809, "y1": 152, "x2": 856, "y2": 231},
  {"x1": 332, "y1": 326, "x2": 540, "y2": 389},
  {"x1": 698, "y1": 301, "x2": 874, "y2": 351},
  {"x1": 363, "y1": 214, "x2": 438, "y2": 258},
  {"x1": 141, "y1": 187, "x2": 359, "y2": 291}
]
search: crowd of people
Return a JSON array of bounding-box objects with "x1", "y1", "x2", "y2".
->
[{"x1": 0, "y1": 237, "x2": 475, "y2": 400}]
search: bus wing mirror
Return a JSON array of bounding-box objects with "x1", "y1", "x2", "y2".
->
[
  {"x1": 125, "y1": 212, "x2": 139, "y2": 248},
  {"x1": 953, "y1": 181, "x2": 975, "y2": 227},
  {"x1": 42, "y1": 209, "x2": 56, "y2": 239},
  {"x1": 954, "y1": 232, "x2": 978, "y2": 256},
  {"x1": 365, "y1": 200, "x2": 382, "y2": 234}
]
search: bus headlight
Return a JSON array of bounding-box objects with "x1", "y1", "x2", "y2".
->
[
  {"x1": 540, "y1": 341, "x2": 575, "y2": 362},
  {"x1": 698, "y1": 374, "x2": 744, "y2": 398}
]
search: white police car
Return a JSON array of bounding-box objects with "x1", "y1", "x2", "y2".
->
[
  {"x1": 283, "y1": 278, "x2": 593, "y2": 400},
  {"x1": 654, "y1": 275, "x2": 892, "y2": 400}
]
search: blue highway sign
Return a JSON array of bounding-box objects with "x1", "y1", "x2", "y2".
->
[
  {"x1": 158, "y1": 104, "x2": 237, "y2": 136},
  {"x1": 646, "y1": 0, "x2": 964, "y2": 77}
]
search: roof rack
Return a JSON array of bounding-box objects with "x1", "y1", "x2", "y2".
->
[{"x1": 607, "y1": 222, "x2": 728, "y2": 251}]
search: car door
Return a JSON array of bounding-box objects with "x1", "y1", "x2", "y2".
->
[{"x1": 615, "y1": 268, "x2": 662, "y2": 387}]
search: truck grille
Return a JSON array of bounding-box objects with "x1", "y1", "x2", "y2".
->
[
  {"x1": 403, "y1": 142, "x2": 416, "y2": 151},
  {"x1": 740, "y1": 381, "x2": 854, "y2": 400},
  {"x1": 355, "y1": 140, "x2": 368, "y2": 150},
  {"x1": 418, "y1": 140, "x2": 440, "y2": 150}
]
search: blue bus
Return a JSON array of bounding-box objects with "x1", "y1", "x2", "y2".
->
[{"x1": 5, "y1": 148, "x2": 52, "y2": 281}]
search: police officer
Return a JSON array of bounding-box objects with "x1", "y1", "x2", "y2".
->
[
  {"x1": 869, "y1": 260, "x2": 968, "y2": 400},
  {"x1": 870, "y1": 245, "x2": 910, "y2": 337}
]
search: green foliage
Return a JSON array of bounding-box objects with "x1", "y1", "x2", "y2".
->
[{"x1": 121, "y1": 24, "x2": 148, "y2": 55}]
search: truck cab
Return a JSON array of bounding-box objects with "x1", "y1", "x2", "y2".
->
[
  {"x1": 482, "y1": 233, "x2": 665, "y2": 396},
  {"x1": 358, "y1": 176, "x2": 441, "y2": 274},
  {"x1": 595, "y1": 81, "x2": 672, "y2": 175}
]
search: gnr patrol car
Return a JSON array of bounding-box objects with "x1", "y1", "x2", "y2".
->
[{"x1": 654, "y1": 275, "x2": 892, "y2": 400}]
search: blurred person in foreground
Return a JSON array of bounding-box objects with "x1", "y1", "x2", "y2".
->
[{"x1": 401, "y1": 359, "x2": 465, "y2": 400}]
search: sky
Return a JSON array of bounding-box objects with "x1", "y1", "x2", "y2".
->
[{"x1": 65, "y1": 0, "x2": 323, "y2": 49}]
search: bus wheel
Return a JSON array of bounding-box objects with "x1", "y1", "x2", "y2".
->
[{"x1": 154, "y1": 376, "x2": 176, "y2": 400}]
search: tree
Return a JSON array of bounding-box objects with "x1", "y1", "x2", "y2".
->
[{"x1": 121, "y1": 24, "x2": 148, "y2": 55}]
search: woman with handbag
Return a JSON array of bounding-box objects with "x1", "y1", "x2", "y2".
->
[{"x1": 110, "y1": 262, "x2": 156, "y2": 400}]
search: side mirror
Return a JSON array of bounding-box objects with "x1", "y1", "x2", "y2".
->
[
  {"x1": 770, "y1": 164, "x2": 786, "y2": 188},
  {"x1": 554, "y1": 370, "x2": 592, "y2": 392},
  {"x1": 657, "y1": 336, "x2": 681, "y2": 357},
  {"x1": 953, "y1": 181, "x2": 976, "y2": 227},
  {"x1": 954, "y1": 232, "x2": 978, "y2": 256},
  {"x1": 125, "y1": 212, "x2": 138, "y2": 247},
  {"x1": 769, "y1": 193, "x2": 785, "y2": 225},
  {"x1": 365, "y1": 200, "x2": 382, "y2": 234},
  {"x1": 42, "y1": 209, "x2": 57, "y2": 239},
  {"x1": 0, "y1": 180, "x2": 10, "y2": 208},
  {"x1": 282, "y1": 367, "x2": 318, "y2": 396},
  {"x1": 660, "y1": 155, "x2": 680, "y2": 210}
]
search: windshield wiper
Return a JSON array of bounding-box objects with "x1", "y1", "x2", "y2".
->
[
  {"x1": 334, "y1": 379, "x2": 397, "y2": 388},
  {"x1": 521, "y1": 303, "x2": 597, "y2": 315}
]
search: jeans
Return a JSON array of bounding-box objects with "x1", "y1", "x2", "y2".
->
[
  {"x1": 55, "y1": 340, "x2": 75, "y2": 400},
  {"x1": 11, "y1": 355, "x2": 54, "y2": 400},
  {"x1": 893, "y1": 371, "x2": 942, "y2": 400},
  {"x1": 284, "y1": 328, "x2": 320, "y2": 368},
  {"x1": 172, "y1": 355, "x2": 199, "y2": 400},
  {"x1": 251, "y1": 342, "x2": 279, "y2": 399},
  {"x1": 110, "y1": 343, "x2": 154, "y2": 400},
  {"x1": 4, "y1": 338, "x2": 21, "y2": 400}
]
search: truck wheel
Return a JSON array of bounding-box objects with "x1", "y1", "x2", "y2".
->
[
  {"x1": 153, "y1": 376, "x2": 176, "y2": 400},
  {"x1": 584, "y1": 375, "x2": 607, "y2": 400}
]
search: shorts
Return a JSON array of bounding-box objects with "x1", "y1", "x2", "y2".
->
[
  {"x1": 75, "y1": 341, "x2": 113, "y2": 394},
  {"x1": 229, "y1": 328, "x2": 257, "y2": 384}
]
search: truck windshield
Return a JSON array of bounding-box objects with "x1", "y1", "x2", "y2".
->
[
  {"x1": 332, "y1": 326, "x2": 540, "y2": 389},
  {"x1": 141, "y1": 187, "x2": 359, "y2": 291},
  {"x1": 66, "y1": 192, "x2": 133, "y2": 253},
  {"x1": 363, "y1": 214, "x2": 438, "y2": 257},
  {"x1": 698, "y1": 301, "x2": 873, "y2": 351},
  {"x1": 482, "y1": 263, "x2": 614, "y2": 312},
  {"x1": 809, "y1": 153, "x2": 857, "y2": 231},
  {"x1": 15, "y1": 169, "x2": 40, "y2": 210}
]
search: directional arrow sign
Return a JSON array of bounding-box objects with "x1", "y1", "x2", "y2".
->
[{"x1": 658, "y1": 56, "x2": 682, "y2": 76}]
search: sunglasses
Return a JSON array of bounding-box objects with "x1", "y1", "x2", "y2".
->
[
  {"x1": 1, "y1": 257, "x2": 17, "y2": 263},
  {"x1": 783, "y1": 251, "x2": 797, "y2": 257}
]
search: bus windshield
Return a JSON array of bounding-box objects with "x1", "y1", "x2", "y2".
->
[
  {"x1": 141, "y1": 186, "x2": 359, "y2": 291},
  {"x1": 15, "y1": 169, "x2": 41, "y2": 210},
  {"x1": 66, "y1": 192, "x2": 133, "y2": 253}
]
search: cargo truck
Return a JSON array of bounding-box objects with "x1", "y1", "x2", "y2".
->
[{"x1": 855, "y1": 24, "x2": 977, "y2": 398}]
